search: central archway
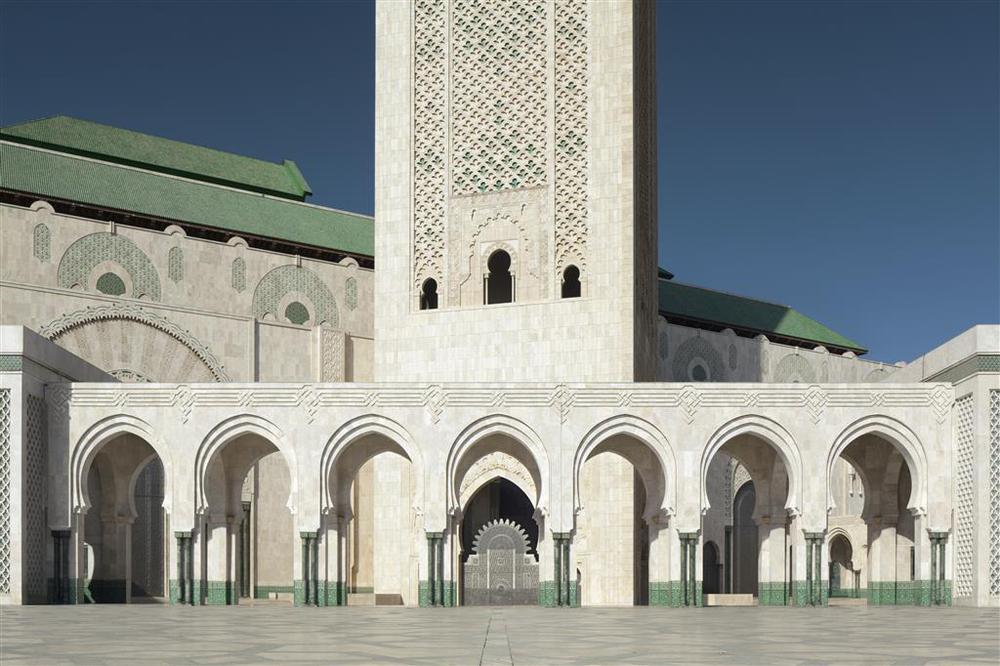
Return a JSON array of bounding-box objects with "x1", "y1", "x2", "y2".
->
[{"x1": 447, "y1": 415, "x2": 548, "y2": 606}]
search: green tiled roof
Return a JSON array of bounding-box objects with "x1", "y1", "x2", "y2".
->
[
  {"x1": 659, "y1": 277, "x2": 867, "y2": 354},
  {"x1": 1, "y1": 142, "x2": 374, "y2": 257},
  {"x1": 1, "y1": 116, "x2": 312, "y2": 200}
]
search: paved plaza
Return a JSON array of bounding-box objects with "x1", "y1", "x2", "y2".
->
[{"x1": 1, "y1": 605, "x2": 998, "y2": 665}]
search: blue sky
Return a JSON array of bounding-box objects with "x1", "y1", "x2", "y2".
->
[{"x1": 1, "y1": 0, "x2": 996, "y2": 362}]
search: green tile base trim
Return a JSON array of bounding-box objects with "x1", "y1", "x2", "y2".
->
[
  {"x1": 294, "y1": 580, "x2": 305, "y2": 606},
  {"x1": 418, "y1": 580, "x2": 456, "y2": 607},
  {"x1": 322, "y1": 581, "x2": 345, "y2": 607},
  {"x1": 757, "y1": 582, "x2": 788, "y2": 606},
  {"x1": 648, "y1": 581, "x2": 684, "y2": 607},
  {"x1": 254, "y1": 585, "x2": 294, "y2": 600},
  {"x1": 791, "y1": 580, "x2": 829, "y2": 606},
  {"x1": 203, "y1": 580, "x2": 234, "y2": 605},
  {"x1": 867, "y1": 580, "x2": 951, "y2": 606},
  {"x1": 538, "y1": 580, "x2": 580, "y2": 607},
  {"x1": 168, "y1": 579, "x2": 181, "y2": 604}
]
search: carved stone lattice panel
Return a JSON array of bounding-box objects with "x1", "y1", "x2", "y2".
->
[
  {"x1": 450, "y1": 0, "x2": 548, "y2": 196},
  {"x1": 412, "y1": 0, "x2": 447, "y2": 290},
  {"x1": 989, "y1": 390, "x2": 1000, "y2": 597},
  {"x1": 954, "y1": 394, "x2": 975, "y2": 598},
  {"x1": 553, "y1": 0, "x2": 589, "y2": 273},
  {"x1": 0, "y1": 390, "x2": 10, "y2": 595},
  {"x1": 24, "y1": 395, "x2": 47, "y2": 600},
  {"x1": 463, "y1": 519, "x2": 538, "y2": 606}
]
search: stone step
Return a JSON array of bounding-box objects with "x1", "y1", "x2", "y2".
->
[
  {"x1": 829, "y1": 597, "x2": 867, "y2": 606},
  {"x1": 705, "y1": 593, "x2": 757, "y2": 606},
  {"x1": 347, "y1": 593, "x2": 375, "y2": 606}
]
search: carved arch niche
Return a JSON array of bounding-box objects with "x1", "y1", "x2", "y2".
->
[
  {"x1": 451, "y1": 201, "x2": 548, "y2": 307},
  {"x1": 41, "y1": 305, "x2": 229, "y2": 382}
]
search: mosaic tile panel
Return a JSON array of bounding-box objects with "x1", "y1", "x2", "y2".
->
[
  {"x1": 57, "y1": 232, "x2": 161, "y2": 300},
  {"x1": 32, "y1": 223, "x2": 50, "y2": 262},
  {"x1": 167, "y1": 246, "x2": 184, "y2": 283},
  {"x1": 954, "y1": 394, "x2": 975, "y2": 597},
  {"x1": 252, "y1": 265, "x2": 339, "y2": 327},
  {"x1": 231, "y1": 257, "x2": 246, "y2": 293},
  {"x1": 345, "y1": 276, "x2": 358, "y2": 311}
]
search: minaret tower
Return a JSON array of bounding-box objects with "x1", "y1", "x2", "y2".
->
[{"x1": 375, "y1": 0, "x2": 658, "y2": 382}]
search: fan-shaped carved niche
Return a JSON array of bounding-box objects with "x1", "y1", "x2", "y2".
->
[
  {"x1": 472, "y1": 519, "x2": 531, "y2": 556},
  {"x1": 41, "y1": 305, "x2": 229, "y2": 382}
]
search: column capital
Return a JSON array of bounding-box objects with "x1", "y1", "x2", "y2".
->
[
  {"x1": 173, "y1": 530, "x2": 192, "y2": 539},
  {"x1": 802, "y1": 530, "x2": 826, "y2": 541}
]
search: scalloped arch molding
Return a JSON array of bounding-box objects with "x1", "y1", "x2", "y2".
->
[{"x1": 40, "y1": 304, "x2": 229, "y2": 382}]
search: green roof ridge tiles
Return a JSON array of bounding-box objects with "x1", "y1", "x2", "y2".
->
[
  {"x1": 0, "y1": 142, "x2": 373, "y2": 257},
  {"x1": 1, "y1": 115, "x2": 312, "y2": 200},
  {"x1": 658, "y1": 274, "x2": 866, "y2": 354}
]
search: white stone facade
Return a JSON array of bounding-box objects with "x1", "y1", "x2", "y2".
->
[{"x1": 0, "y1": 0, "x2": 997, "y2": 612}]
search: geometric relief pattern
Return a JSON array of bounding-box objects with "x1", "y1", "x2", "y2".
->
[
  {"x1": 252, "y1": 265, "x2": 339, "y2": 328},
  {"x1": 451, "y1": 0, "x2": 548, "y2": 196},
  {"x1": 232, "y1": 258, "x2": 246, "y2": 293},
  {"x1": 412, "y1": 0, "x2": 447, "y2": 290},
  {"x1": 671, "y1": 337, "x2": 725, "y2": 382},
  {"x1": 774, "y1": 353, "x2": 817, "y2": 383},
  {"x1": 32, "y1": 223, "x2": 50, "y2": 262},
  {"x1": 0, "y1": 389, "x2": 10, "y2": 595},
  {"x1": 553, "y1": 0, "x2": 588, "y2": 273},
  {"x1": 24, "y1": 395, "x2": 46, "y2": 601},
  {"x1": 345, "y1": 277, "x2": 358, "y2": 311},
  {"x1": 168, "y1": 247, "x2": 184, "y2": 283},
  {"x1": 57, "y1": 232, "x2": 161, "y2": 300},
  {"x1": 989, "y1": 390, "x2": 1000, "y2": 597},
  {"x1": 954, "y1": 394, "x2": 975, "y2": 598}
]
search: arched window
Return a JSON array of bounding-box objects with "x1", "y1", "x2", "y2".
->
[
  {"x1": 420, "y1": 278, "x2": 438, "y2": 310},
  {"x1": 561, "y1": 265, "x2": 581, "y2": 299},
  {"x1": 484, "y1": 250, "x2": 513, "y2": 305},
  {"x1": 96, "y1": 272, "x2": 126, "y2": 296},
  {"x1": 284, "y1": 301, "x2": 310, "y2": 325}
]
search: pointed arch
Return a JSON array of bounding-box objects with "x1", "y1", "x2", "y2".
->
[
  {"x1": 827, "y1": 415, "x2": 928, "y2": 516},
  {"x1": 320, "y1": 414, "x2": 424, "y2": 513},
  {"x1": 573, "y1": 414, "x2": 676, "y2": 523},
  {"x1": 194, "y1": 414, "x2": 296, "y2": 514},
  {"x1": 700, "y1": 414, "x2": 802, "y2": 516},
  {"x1": 71, "y1": 414, "x2": 172, "y2": 515},
  {"x1": 446, "y1": 414, "x2": 549, "y2": 515}
]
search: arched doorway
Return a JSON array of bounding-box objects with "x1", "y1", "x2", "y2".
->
[
  {"x1": 702, "y1": 425, "x2": 795, "y2": 606},
  {"x1": 829, "y1": 534, "x2": 857, "y2": 598},
  {"x1": 200, "y1": 433, "x2": 294, "y2": 604},
  {"x1": 703, "y1": 541, "x2": 721, "y2": 595},
  {"x1": 326, "y1": 432, "x2": 420, "y2": 606},
  {"x1": 449, "y1": 421, "x2": 547, "y2": 606},
  {"x1": 833, "y1": 429, "x2": 927, "y2": 605},
  {"x1": 460, "y1": 478, "x2": 539, "y2": 605},
  {"x1": 732, "y1": 481, "x2": 758, "y2": 595},
  {"x1": 81, "y1": 433, "x2": 166, "y2": 603}
]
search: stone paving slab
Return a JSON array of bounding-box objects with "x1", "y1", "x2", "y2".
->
[{"x1": 0, "y1": 605, "x2": 997, "y2": 665}]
